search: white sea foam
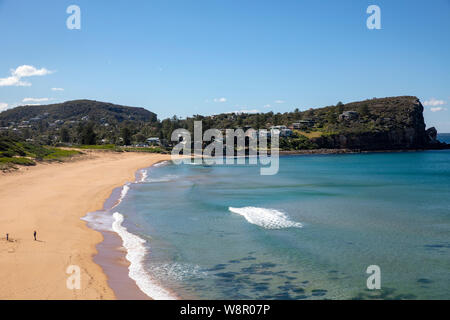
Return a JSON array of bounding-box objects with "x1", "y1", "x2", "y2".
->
[
  {"x1": 111, "y1": 184, "x2": 130, "y2": 208},
  {"x1": 82, "y1": 161, "x2": 176, "y2": 299},
  {"x1": 81, "y1": 211, "x2": 114, "y2": 231},
  {"x1": 119, "y1": 184, "x2": 130, "y2": 200},
  {"x1": 112, "y1": 212, "x2": 176, "y2": 300},
  {"x1": 140, "y1": 169, "x2": 148, "y2": 183},
  {"x1": 153, "y1": 160, "x2": 169, "y2": 167},
  {"x1": 146, "y1": 174, "x2": 179, "y2": 183},
  {"x1": 229, "y1": 207, "x2": 303, "y2": 229}
]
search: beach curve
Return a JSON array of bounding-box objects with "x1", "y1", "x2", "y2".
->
[{"x1": 0, "y1": 150, "x2": 172, "y2": 299}]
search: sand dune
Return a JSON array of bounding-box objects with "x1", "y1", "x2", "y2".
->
[{"x1": 0, "y1": 150, "x2": 172, "y2": 299}]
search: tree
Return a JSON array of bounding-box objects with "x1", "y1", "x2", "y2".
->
[
  {"x1": 121, "y1": 127, "x2": 132, "y2": 145},
  {"x1": 23, "y1": 128, "x2": 31, "y2": 140},
  {"x1": 326, "y1": 111, "x2": 337, "y2": 124},
  {"x1": 161, "y1": 119, "x2": 174, "y2": 141},
  {"x1": 358, "y1": 104, "x2": 369, "y2": 117},
  {"x1": 304, "y1": 109, "x2": 314, "y2": 119},
  {"x1": 255, "y1": 114, "x2": 264, "y2": 129},
  {"x1": 273, "y1": 113, "x2": 281, "y2": 125},
  {"x1": 38, "y1": 121, "x2": 48, "y2": 134},
  {"x1": 46, "y1": 135, "x2": 53, "y2": 145},
  {"x1": 134, "y1": 133, "x2": 146, "y2": 143},
  {"x1": 61, "y1": 128, "x2": 71, "y2": 143},
  {"x1": 79, "y1": 122, "x2": 96, "y2": 145}
]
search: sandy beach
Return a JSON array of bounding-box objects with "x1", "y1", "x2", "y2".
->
[{"x1": 0, "y1": 150, "x2": 172, "y2": 299}]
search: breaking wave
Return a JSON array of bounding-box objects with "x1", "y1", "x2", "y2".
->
[
  {"x1": 139, "y1": 169, "x2": 148, "y2": 183},
  {"x1": 229, "y1": 207, "x2": 303, "y2": 229},
  {"x1": 111, "y1": 184, "x2": 130, "y2": 209},
  {"x1": 112, "y1": 212, "x2": 176, "y2": 300},
  {"x1": 146, "y1": 174, "x2": 179, "y2": 183}
]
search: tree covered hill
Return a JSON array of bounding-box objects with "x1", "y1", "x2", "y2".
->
[
  {"x1": 160, "y1": 96, "x2": 443, "y2": 150},
  {"x1": 0, "y1": 100, "x2": 157, "y2": 125},
  {"x1": 0, "y1": 100, "x2": 158, "y2": 145},
  {"x1": 0, "y1": 96, "x2": 446, "y2": 151}
]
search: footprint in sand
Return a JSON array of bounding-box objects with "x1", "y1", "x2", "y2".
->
[{"x1": 1, "y1": 237, "x2": 19, "y2": 253}]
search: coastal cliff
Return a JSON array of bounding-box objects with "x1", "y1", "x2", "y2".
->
[{"x1": 289, "y1": 96, "x2": 448, "y2": 151}]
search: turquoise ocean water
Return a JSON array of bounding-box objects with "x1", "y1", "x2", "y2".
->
[{"x1": 110, "y1": 144, "x2": 450, "y2": 300}]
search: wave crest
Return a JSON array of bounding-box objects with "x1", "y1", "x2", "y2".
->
[
  {"x1": 229, "y1": 206, "x2": 303, "y2": 229},
  {"x1": 139, "y1": 169, "x2": 148, "y2": 183}
]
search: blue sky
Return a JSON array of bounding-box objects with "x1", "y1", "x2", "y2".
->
[{"x1": 0, "y1": 0, "x2": 449, "y2": 130}]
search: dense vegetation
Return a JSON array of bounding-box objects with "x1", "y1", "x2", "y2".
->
[
  {"x1": 75, "y1": 144, "x2": 166, "y2": 154},
  {"x1": 0, "y1": 96, "x2": 444, "y2": 155},
  {"x1": 0, "y1": 100, "x2": 156, "y2": 124},
  {"x1": 0, "y1": 100, "x2": 158, "y2": 146},
  {"x1": 168, "y1": 96, "x2": 424, "y2": 136},
  {"x1": 0, "y1": 136, "x2": 81, "y2": 170}
]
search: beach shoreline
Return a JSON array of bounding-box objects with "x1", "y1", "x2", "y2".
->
[
  {"x1": 85, "y1": 161, "x2": 179, "y2": 300},
  {"x1": 84, "y1": 182, "x2": 151, "y2": 300},
  {"x1": 0, "y1": 150, "x2": 172, "y2": 299}
]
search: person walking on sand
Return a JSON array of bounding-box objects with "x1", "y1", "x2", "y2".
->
[
  {"x1": 6, "y1": 233, "x2": 8, "y2": 241},
  {"x1": 33, "y1": 230, "x2": 37, "y2": 241}
]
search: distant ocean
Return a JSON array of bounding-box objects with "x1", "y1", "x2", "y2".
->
[
  {"x1": 438, "y1": 133, "x2": 450, "y2": 144},
  {"x1": 87, "y1": 146, "x2": 450, "y2": 300}
]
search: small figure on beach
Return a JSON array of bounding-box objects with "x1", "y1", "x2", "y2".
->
[
  {"x1": 6, "y1": 233, "x2": 8, "y2": 241},
  {"x1": 33, "y1": 230, "x2": 37, "y2": 241}
]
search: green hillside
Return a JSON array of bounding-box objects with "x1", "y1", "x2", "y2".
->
[
  {"x1": 0, "y1": 136, "x2": 80, "y2": 170},
  {"x1": 0, "y1": 99, "x2": 157, "y2": 124}
]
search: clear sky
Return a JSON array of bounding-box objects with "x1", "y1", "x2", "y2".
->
[{"x1": 0, "y1": 0, "x2": 449, "y2": 130}]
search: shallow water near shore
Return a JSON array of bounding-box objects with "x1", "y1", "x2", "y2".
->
[{"x1": 104, "y1": 149, "x2": 450, "y2": 299}]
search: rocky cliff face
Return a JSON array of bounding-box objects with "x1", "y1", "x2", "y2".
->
[{"x1": 310, "y1": 97, "x2": 447, "y2": 150}]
